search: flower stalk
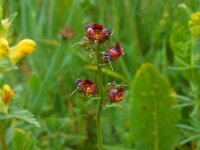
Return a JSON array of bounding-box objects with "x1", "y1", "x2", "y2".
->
[
  {"x1": 96, "y1": 45, "x2": 104, "y2": 150},
  {"x1": 72, "y1": 23, "x2": 125, "y2": 150}
]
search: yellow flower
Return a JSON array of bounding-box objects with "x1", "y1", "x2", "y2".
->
[
  {"x1": 1, "y1": 84, "x2": 15, "y2": 104},
  {"x1": 0, "y1": 84, "x2": 15, "y2": 114},
  {"x1": 188, "y1": 12, "x2": 200, "y2": 37},
  {"x1": 9, "y1": 39, "x2": 36, "y2": 63},
  {"x1": 0, "y1": 38, "x2": 10, "y2": 57}
]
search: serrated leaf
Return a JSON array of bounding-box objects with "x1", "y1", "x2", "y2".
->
[
  {"x1": 131, "y1": 63, "x2": 180, "y2": 150},
  {"x1": 0, "y1": 102, "x2": 40, "y2": 127}
]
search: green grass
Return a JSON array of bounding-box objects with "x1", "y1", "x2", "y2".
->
[{"x1": 1, "y1": 0, "x2": 200, "y2": 149}]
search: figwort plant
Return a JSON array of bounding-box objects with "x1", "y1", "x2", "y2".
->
[
  {"x1": 0, "y1": 2, "x2": 39, "y2": 150},
  {"x1": 71, "y1": 23, "x2": 125, "y2": 150}
]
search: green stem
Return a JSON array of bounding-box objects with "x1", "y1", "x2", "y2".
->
[
  {"x1": 96, "y1": 103, "x2": 103, "y2": 150},
  {"x1": 0, "y1": 123, "x2": 7, "y2": 150},
  {"x1": 96, "y1": 45, "x2": 103, "y2": 150}
]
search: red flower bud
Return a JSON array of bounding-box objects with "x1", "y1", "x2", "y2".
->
[
  {"x1": 108, "y1": 88, "x2": 124, "y2": 103},
  {"x1": 107, "y1": 42, "x2": 124, "y2": 61},
  {"x1": 75, "y1": 79, "x2": 97, "y2": 96},
  {"x1": 100, "y1": 51, "x2": 111, "y2": 62},
  {"x1": 85, "y1": 23, "x2": 111, "y2": 43}
]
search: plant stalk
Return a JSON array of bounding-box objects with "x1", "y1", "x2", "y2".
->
[
  {"x1": 96, "y1": 45, "x2": 103, "y2": 150},
  {"x1": 0, "y1": 123, "x2": 7, "y2": 150}
]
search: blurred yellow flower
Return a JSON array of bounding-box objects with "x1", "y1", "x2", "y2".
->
[
  {"x1": 188, "y1": 12, "x2": 200, "y2": 37},
  {"x1": 9, "y1": 39, "x2": 36, "y2": 63},
  {"x1": 0, "y1": 84, "x2": 15, "y2": 114},
  {"x1": 0, "y1": 38, "x2": 10, "y2": 57},
  {"x1": 1, "y1": 84, "x2": 15, "y2": 104}
]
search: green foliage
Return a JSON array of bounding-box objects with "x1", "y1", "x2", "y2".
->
[
  {"x1": 13, "y1": 128, "x2": 35, "y2": 150},
  {"x1": 0, "y1": 57, "x2": 17, "y2": 72},
  {"x1": 2, "y1": 0, "x2": 200, "y2": 149},
  {"x1": 0, "y1": 101, "x2": 40, "y2": 127},
  {"x1": 169, "y1": 5, "x2": 200, "y2": 149},
  {"x1": 131, "y1": 63, "x2": 180, "y2": 150},
  {"x1": 0, "y1": 12, "x2": 17, "y2": 37}
]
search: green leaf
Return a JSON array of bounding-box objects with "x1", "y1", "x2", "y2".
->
[
  {"x1": 0, "y1": 102, "x2": 40, "y2": 127},
  {"x1": 6, "y1": 12, "x2": 17, "y2": 25},
  {"x1": 0, "y1": 12, "x2": 17, "y2": 37},
  {"x1": 131, "y1": 63, "x2": 180, "y2": 150},
  {"x1": 13, "y1": 128, "x2": 34, "y2": 150}
]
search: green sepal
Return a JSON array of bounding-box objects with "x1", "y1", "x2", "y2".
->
[{"x1": 0, "y1": 56, "x2": 17, "y2": 73}]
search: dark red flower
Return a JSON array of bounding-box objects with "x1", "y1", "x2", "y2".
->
[
  {"x1": 85, "y1": 23, "x2": 111, "y2": 43},
  {"x1": 108, "y1": 88, "x2": 124, "y2": 103},
  {"x1": 107, "y1": 42, "x2": 124, "y2": 61},
  {"x1": 75, "y1": 79, "x2": 96, "y2": 96}
]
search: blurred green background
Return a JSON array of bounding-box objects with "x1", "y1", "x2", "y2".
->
[{"x1": 2, "y1": 0, "x2": 200, "y2": 149}]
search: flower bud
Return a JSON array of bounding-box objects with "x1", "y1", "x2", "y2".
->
[
  {"x1": 107, "y1": 42, "x2": 124, "y2": 61},
  {"x1": 100, "y1": 51, "x2": 111, "y2": 62},
  {"x1": 108, "y1": 88, "x2": 124, "y2": 103},
  {"x1": 9, "y1": 39, "x2": 36, "y2": 63},
  {"x1": 0, "y1": 38, "x2": 10, "y2": 57},
  {"x1": 1, "y1": 84, "x2": 15, "y2": 104},
  {"x1": 79, "y1": 37, "x2": 94, "y2": 51},
  {"x1": 60, "y1": 26, "x2": 75, "y2": 40},
  {"x1": 100, "y1": 42, "x2": 124, "y2": 62},
  {"x1": 0, "y1": 84, "x2": 15, "y2": 114},
  {"x1": 106, "y1": 82, "x2": 118, "y2": 91}
]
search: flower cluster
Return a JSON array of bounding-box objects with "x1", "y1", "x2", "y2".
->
[
  {"x1": 0, "y1": 13, "x2": 36, "y2": 114},
  {"x1": 74, "y1": 79, "x2": 125, "y2": 103},
  {"x1": 71, "y1": 23, "x2": 126, "y2": 150},
  {"x1": 188, "y1": 11, "x2": 200, "y2": 37},
  {"x1": 0, "y1": 38, "x2": 36, "y2": 63},
  {"x1": 73, "y1": 23, "x2": 125, "y2": 103}
]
